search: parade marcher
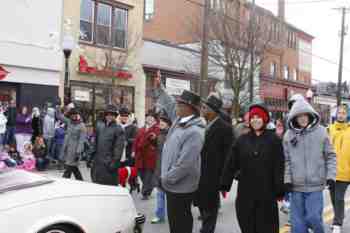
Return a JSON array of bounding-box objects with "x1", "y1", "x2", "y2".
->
[
  {"x1": 31, "y1": 107, "x2": 42, "y2": 144},
  {"x1": 61, "y1": 108, "x2": 86, "y2": 181},
  {"x1": 91, "y1": 105, "x2": 125, "y2": 186},
  {"x1": 328, "y1": 104, "x2": 350, "y2": 233},
  {"x1": 4, "y1": 99, "x2": 16, "y2": 146},
  {"x1": 194, "y1": 93, "x2": 234, "y2": 233},
  {"x1": 151, "y1": 112, "x2": 172, "y2": 224},
  {"x1": 283, "y1": 99, "x2": 336, "y2": 233},
  {"x1": 161, "y1": 90, "x2": 205, "y2": 233},
  {"x1": 133, "y1": 109, "x2": 160, "y2": 200},
  {"x1": 0, "y1": 107, "x2": 8, "y2": 147},
  {"x1": 119, "y1": 107, "x2": 138, "y2": 167},
  {"x1": 221, "y1": 103, "x2": 285, "y2": 233},
  {"x1": 15, "y1": 106, "x2": 32, "y2": 153},
  {"x1": 43, "y1": 107, "x2": 55, "y2": 160}
]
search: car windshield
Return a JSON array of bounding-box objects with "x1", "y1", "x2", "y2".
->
[{"x1": 0, "y1": 169, "x2": 53, "y2": 193}]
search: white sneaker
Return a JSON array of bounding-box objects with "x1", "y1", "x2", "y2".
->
[{"x1": 332, "y1": 225, "x2": 341, "y2": 233}]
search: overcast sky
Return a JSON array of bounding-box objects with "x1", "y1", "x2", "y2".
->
[{"x1": 254, "y1": 0, "x2": 350, "y2": 83}]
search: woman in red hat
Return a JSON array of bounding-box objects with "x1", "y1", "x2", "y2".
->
[{"x1": 221, "y1": 103, "x2": 285, "y2": 233}]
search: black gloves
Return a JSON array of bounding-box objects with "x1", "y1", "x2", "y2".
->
[
  {"x1": 284, "y1": 183, "x2": 293, "y2": 193},
  {"x1": 327, "y1": 179, "x2": 336, "y2": 190}
]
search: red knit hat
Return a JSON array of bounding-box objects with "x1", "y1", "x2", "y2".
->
[{"x1": 249, "y1": 107, "x2": 269, "y2": 124}]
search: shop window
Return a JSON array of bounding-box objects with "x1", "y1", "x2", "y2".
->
[
  {"x1": 79, "y1": 0, "x2": 128, "y2": 49},
  {"x1": 111, "y1": 86, "x2": 135, "y2": 112}
]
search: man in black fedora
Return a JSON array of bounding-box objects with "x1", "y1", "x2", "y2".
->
[
  {"x1": 91, "y1": 105, "x2": 125, "y2": 186},
  {"x1": 161, "y1": 90, "x2": 206, "y2": 233},
  {"x1": 194, "y1": 93, "x2": 234, "y2": 233}
]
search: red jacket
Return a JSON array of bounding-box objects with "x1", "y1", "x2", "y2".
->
[{"x1": 133, "y1": 124, "x2": 160, "y2": 170}]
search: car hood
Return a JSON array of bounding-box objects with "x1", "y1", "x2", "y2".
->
[{"x1": 0, "y1": 173, "x2": 130, "y2": 211}]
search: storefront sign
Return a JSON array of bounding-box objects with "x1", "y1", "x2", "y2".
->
[
  {"x1": 166, "y1": 78, "x2": 190, "y2": 96},
  {"x1": 74, "y1": 90, "x2": 90, "y2": 102},
  {"x1": 0, "y1": 66, "x2": 10, "y2": 80},
  {"x1": 78, "y1": 56, "x2": 132, "y2": 80}
]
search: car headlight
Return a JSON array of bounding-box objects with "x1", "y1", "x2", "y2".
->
[{"x1": 134, "y1": 213, "x2": 145, "y2": 233}]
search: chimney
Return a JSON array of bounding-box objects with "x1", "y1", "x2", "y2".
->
[{"x1": 278, "y1": 0, "x2": 285, "y2": 21}]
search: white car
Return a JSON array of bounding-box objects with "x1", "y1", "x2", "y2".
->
[{"x1": 0, "y1": 169, "x2": 145, "y2": 233}]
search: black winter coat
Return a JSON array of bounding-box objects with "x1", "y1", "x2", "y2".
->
[
  {"x1": 221, "y1": 130, "x2": 284, "y2": 200},
  {"x1": 221, "y1": 130, "x2": 284, "y2": 233},
  {"x1": 124, "y1": 124, "x2": 138, "y2": 165},
  {"x1": 194, "y1": 118, "x2": 234, "y2": 209},
  {"x1": 31, "y1": 116, "x2": 42, "y2": 142},
  {"x1": 91, "y1": 121, "x2": 125, "y2": 186}
]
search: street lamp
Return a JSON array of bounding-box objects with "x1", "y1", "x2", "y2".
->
[{"x1": 62, "y1": 34, "x2": 75, "y2": 105}]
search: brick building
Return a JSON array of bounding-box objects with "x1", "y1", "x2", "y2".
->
[{"x1": 143, "y1": 0, "x2": 313, "y2": 117}]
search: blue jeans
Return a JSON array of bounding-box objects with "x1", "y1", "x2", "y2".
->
[
  {"x1": 291, "y1": 191, "x2": 325, "y2": 233},
  {"x1": 155, "y1": 188, "x2": 166, "y2": 220},
  {"x1": 4, "y1": 126, "x2": 15, "y2": 145},
  {"x1": 52, "y1": 142, "x2": 64, "y2": 161}
]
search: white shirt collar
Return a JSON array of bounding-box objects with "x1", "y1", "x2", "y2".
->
[{"x1": 179, "y1": 115, "x2": 195, "y2": 124}]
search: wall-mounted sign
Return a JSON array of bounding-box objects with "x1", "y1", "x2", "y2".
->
[
  {"x1": 74, "y1": 90, "x2": 90, "y2": 102},
  {"x1": 166, "y1": 78, "x2": 190, "y2": 96},
  {"x1": 78, "y1": 56, "x2": 132, "y2": 80},
  {"x1": 0, "y1": 66, "x2": 10, "y2": 80}
]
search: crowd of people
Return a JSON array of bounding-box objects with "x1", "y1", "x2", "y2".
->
[{"x1": 2, "y1": 79, "x2": 350, "y2": 233}]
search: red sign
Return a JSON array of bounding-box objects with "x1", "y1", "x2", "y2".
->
[
  {"x1": 78, "y1": 55, "x2": 132, "y2": 80},
  {"x1": 0, "y1": 66, "x2": 9, "y2": 80}
]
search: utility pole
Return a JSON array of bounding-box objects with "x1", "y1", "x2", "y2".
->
[
  {"x1": 199, "y1": 0, "x2": 210, "y2": 98},
  {"x1": 335, "y1": 7, "x2": 349, "y2": 106},
  {"x1": 249, "y1": 0, "x2": 256, "y2": 103}
]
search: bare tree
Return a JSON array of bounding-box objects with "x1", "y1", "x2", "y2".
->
[{"x1": 185, "y1": 0, "x2": 276, "y2": 117}]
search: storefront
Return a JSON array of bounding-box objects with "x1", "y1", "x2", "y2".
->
[{"x1": 70, "y1": 80, "x2": 135, "y2": 124}]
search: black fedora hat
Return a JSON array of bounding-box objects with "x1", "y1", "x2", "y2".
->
[
  {"x1": 176, "y1": 90, "x2": 201, "y2": 111},
  {"x1": 105, "y1": 104, "x2": 119, "y2": 116},
  {"x1": 119, "y1": 106, "x2": 130, "y2": 116},
  {"x1": 203, "y1": 94, "x2": 223, "y2": 114}
]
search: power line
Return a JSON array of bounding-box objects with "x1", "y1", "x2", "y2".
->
[{"x1": 184, "y1": 0, "x2": 350, "y2": 73}]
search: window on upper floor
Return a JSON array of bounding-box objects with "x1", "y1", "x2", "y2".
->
[
  {"x1": 144, "y1": 0, "x2": 155, "y2": 20},
  {"x1": 292, "y1": 68, "x2": 297, "y2": 81},
  {"x1": 284, "y1": 65, "x2": 289, "y2": 80},
  {"x1": 80, "y1": 0, "x2": 128, "y2": 49},
  {"x1": 287, "y1": 30, "x2": 297, "y2": 49},
  {"x1": 270, "y1": 62, "x2": 277, "y2": 78}
]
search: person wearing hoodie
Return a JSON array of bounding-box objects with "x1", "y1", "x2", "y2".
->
[
  {"x1": 283, "y1": 99, "x2": 336, "y2": 233},
  {"x1": 161, "y1": 90, "x2": 205, "y2": 233},
  {"x1": 328, "y1": 104, "x2": 350, "y2": 233},
  {"x1": 43, "y1": 107, "x2": 56, "y2": 160},
  {"x1": 31, "y1": 107, "x2": 42, "y2": 144},
  {"x1": 221, "y1": 103, "x2": 285, "y2": 233},
  {"x1": 0, "y1": 107, "x2": 8, "y2": 147},
  {"x1": 15, "y1": 106, "x2": 32, "y2": 153}
]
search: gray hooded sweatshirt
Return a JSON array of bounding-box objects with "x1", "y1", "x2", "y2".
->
[
  {"x1": 161, "y1": 116, "x2": 205, "y2": 193},
  {"x1": 283, "y1": 100, "x2": 336, "y2": 192},
  {"x1": 43, "y1": 108, "x2": 55, "y2": 139}
]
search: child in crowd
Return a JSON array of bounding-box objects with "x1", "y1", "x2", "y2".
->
[
  {"x1": 0, "y1": 145, "x2": 16, "y2": 169},
  {"x1": 33, "y1": 136, "x2": 47, "y2": 171},
  {"x1": 17, "y1": 142, "x2": 36, "y2": 171},
  {"x1": 8, "y1": 144, "x2": 22, "y2": 166}
]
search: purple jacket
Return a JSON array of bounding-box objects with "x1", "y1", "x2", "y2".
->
[{"x1": 15, "y1": 114, "x2": 33, "y2": 135}]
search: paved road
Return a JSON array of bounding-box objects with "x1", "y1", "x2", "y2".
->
[{"x1": 43, "y1": 165, "x2": 350, "y2": 233}]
